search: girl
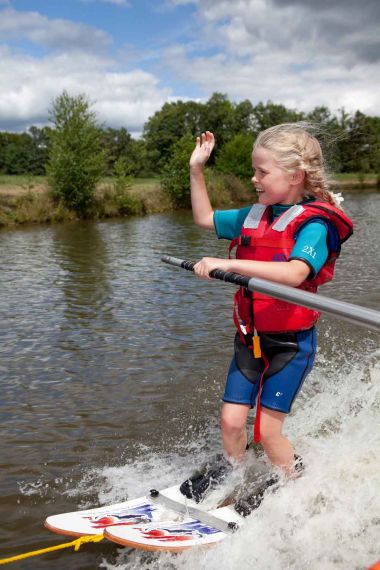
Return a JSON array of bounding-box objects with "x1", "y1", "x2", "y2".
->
[{"x1": 180, "y1": 124, "x2": 353, "y2": 515}]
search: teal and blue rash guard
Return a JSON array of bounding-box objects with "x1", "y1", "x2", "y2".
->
[{"x1": 214, "y1": 201, "x2": 339, "y2": 278}]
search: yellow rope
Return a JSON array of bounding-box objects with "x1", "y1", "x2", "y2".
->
[{"x1": 0, "y1": 534, "x2": 104, "y2": 565}]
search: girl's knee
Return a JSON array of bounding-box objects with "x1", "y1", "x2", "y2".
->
[
  {"x1": 220, "y1": 407, "x2": 247, "y2": 436},
  {"x1": 259, "y1": 408, "x2": 286, "y2": 444},
  {"x1": 260, "y1": 425, "x2": 281, "y2": 447}
]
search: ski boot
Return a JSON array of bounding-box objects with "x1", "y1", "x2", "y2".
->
[
  {"x1": 180, "y1": 454, "x2": 233, "y2": 503},
  {"x1": 234, "y1": 454, "x2": 304, "y2": 517}
]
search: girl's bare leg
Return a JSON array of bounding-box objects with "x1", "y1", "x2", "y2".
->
[
  {"x1": 220, "y1": 402, "x2": 251, "y2": 461},
  {"x1": 221, "y1": 404, "x2": 297, "y2": 475},
  {"x1": 259, "y1": 407, "x2": 295, "y2": 475}
]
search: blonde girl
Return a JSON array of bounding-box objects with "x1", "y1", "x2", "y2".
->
[{"x1": 180, "y1": 124, "x2": 353, "y2": 515}]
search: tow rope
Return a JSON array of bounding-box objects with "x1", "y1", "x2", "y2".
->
[{"x1": 0, "y1": 534, "x2": 104, "y2": 565}]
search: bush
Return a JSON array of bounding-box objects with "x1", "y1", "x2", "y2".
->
[
  {"x1": 206, "y1": 171, "x2": 253, "y2": 207},
  {"x1": 47, "y1": 91, "x2": 107, "y2": 216},
  {"x1": 160, "y1": 134, "x2": 195, "y2": 207},
  {"x1": 112, "y1": 157, "x2": 142, "y2": 215}
]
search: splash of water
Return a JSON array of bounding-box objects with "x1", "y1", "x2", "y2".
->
[{"x1": 95, "y1": 348, "x2": 380, "y2": 570}]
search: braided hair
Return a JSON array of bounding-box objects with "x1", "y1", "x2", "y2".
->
[{"x1": 254, "y1": 123, "x2": 342, "y2": 208}]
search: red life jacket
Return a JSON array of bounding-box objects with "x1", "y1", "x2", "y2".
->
[{"x1": 229, "y1": 201, "x2": 353, "y2": 335}]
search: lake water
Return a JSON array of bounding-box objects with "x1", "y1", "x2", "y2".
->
[{"x1": 0, "y1": 192, "x2": 379, "y2": 569}]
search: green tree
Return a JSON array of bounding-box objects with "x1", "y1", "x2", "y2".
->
[
  {"x1": 215, "y1": 133, "x2": 254, "y2": 182},
  {"x1": 343, "y1": 112, "x2": 380, "y2": 173},
  {"x1": 252, "y1": 101, "x2": 304, "y2": 134},
  {"x1": 0, "y1": 132, "x2": 32, "y2": 174},
  {"x1": 305, "y1": 106, "x2": 346, "y2": 173},
  {"x1": 143, "y1": 93, "x2": 251, "y2": 173},
  {"x1": 161, "y1": 134, "x2": 195, "y2": 207},
  {"x1": 0, "y1": 128, "x2": 49, "y2": 175},
  {"x1": 200, "y1": 93, "x2": 236, "y2": 152},
  {"x1": 47, "y1": 91, "x2": 106, "y2": 215},
  {"x1": 102, "y1": 127, "x2": 133, "y2": 173},
  {"x1": 232, "y1": 99, "x2": 255, "y2": 134},
  {"x1": 144, "y1": 100, "x2": 203, "y2": 172}
]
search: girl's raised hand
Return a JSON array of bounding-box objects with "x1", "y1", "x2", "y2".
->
[{"x1": 189, "y1": 131, "x2": 215, "y2": 168}]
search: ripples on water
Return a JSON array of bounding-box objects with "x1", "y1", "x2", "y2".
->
[{"x1": 0, "y1": 193, "x2": 379, "y2": 569}]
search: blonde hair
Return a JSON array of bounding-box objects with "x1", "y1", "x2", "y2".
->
[{"x1": 254, "y1": 122, "x2": 341, "y2": 208}]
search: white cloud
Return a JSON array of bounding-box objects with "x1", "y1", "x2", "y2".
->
[
  {"x1": 162, "y1": 43, "x2": 379, "y2": 116},
  {"x1": 0, "y1": 46, "x2": 171, "y2": 133},
  {"x1": 161, "y1": 0, "x2": 380, "y2": 116},
  {"x1": 193, "y1": 0, "x2": 380, "y2": 65},
  {"x1": 0, "y1": 0, "x2": 378, "y2": 134}
]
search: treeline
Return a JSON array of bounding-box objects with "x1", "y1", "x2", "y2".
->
[{"x1": 1, "y1": 93, "x2": 380, "y2": 178}]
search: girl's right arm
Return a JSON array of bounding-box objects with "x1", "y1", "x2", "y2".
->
[{"x1": 190, "y1": 131, "x2": 215, "y2": 230}]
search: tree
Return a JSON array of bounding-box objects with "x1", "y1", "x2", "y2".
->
[
  {"x1": 305, "y1": 106, "x2": 346, "y2": 173},
  {"x1": 215, "y1": 133, "x2": 254, "y2": 182},
  {"x1": 143, "y1": 100, "x2": 203, "y2": 172},
  {"x1": 343, "y1": 112, "x2": 380, "y2": 173},
  {"x1": 232, "y1": 99, "x2": 255, "y2": 134},
  {"x1": 200, "y1": 93, "x2": 236, "y2": 152},
  {"x1": 251, "y1": 101, "x2": 304, "y2": 134},
  {"x1": 0, "y1": 127, "x2": 49, "y2": 175},
  {"x1": 47, "y1": 91, "x2": 106, "y2": 215},
  {"x1": 102, "y1": 127, "x2": 133, "y2": 173},
  {"x1": 161, "y1": 134, "x2": 195, "y2": 207},
  {"x1": 143, "y1": 93, "x2": 250, "y2": 172}
]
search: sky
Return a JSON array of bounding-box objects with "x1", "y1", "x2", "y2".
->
[{"x1": 0, "y1": 0, "x2": 379, "y2": 136}]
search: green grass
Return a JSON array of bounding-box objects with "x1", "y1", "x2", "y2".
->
[
  {"x1": 333, "y1": 172, "x2": 377, "y2": 182},
  {"x1": 0, "y1": 172, "x2": 378, "y2": 229},
  {"x1": 0, "y1": 174, "x2": 46, "y2": 186},
  {"x1": 0, "y1": 174, "x2": 160, "y2": 187},
  {"x1": 0, "y1": 173, "x2": 377, "y2": 188}
]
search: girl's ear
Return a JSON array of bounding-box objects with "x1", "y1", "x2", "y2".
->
[{"x1": 292, "y1": 169, "x2": 305, "y2": 184}]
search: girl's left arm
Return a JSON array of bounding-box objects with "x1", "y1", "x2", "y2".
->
[{"x1": 194, "y1": 257, "x2": 310, "y2": 287}]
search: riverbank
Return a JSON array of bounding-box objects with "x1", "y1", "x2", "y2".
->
[
  {"x1": 0, "y1": 173, "x2": 378, "y2": 228},
  {"x1": 0, "y1": 177, "x2": 170, "y2": 227}
]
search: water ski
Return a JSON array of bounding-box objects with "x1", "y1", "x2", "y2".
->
[{"x1": 45, "y1": 484, "x2": 244, "y2": 552}]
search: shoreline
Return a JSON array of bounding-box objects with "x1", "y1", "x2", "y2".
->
[{"x1": 0, "y1": 175, "x2": 378, "y2": 229}]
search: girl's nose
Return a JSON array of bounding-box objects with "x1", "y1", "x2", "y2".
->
[{"x1": 252, "y1": 175, "x2": 257, "y2": 185}]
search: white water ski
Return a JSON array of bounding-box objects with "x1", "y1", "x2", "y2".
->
[{"x1": 45, "y1": 484, "x2": 244, "y2": 552}]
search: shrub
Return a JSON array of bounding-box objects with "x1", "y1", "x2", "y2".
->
[
  {"x1": 160, "y1": 134, "x2": 195, "y2": 207},
  {"x1": 112, "y1": 157, "x2": 143, "y2": 215},
  {"x1": 206, "y1": 171, "x2": 253, "y2": 207}
]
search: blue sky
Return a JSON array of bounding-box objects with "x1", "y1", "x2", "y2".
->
[{"x1": 0, "y1": 0, "x2": 379, "y2": 135}]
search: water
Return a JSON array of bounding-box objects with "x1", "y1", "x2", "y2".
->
[{"x1": 0, "y1": 193, "x2": 379, "y2": 569}]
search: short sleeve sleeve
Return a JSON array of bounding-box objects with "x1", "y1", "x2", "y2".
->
[
  {"x1": 214, "y1": 206, "x2": 252, "y2": 240},
  {"x1": 289, "y1": 221, "x2": 329, "y2": 277}
]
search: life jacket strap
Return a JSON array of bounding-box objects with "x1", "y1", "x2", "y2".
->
[
  {"x1": 233, "y1": 289, "x2": 250, "y2": 343},
  {"x1": 253, "y1": 351, "x2": 270, "y2": 443}
]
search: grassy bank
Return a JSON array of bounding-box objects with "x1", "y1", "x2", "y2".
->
[
  {"x1": 0, "y1": 176, "x2": 171, "y2": 227},
  {"x1": 0, "y1": 173, "x2": 252, "y2": 228},
  {"x1": 333, "y1": 173, "x2": 379, "y2": 186},
  {"x1": 0, "y1": 173, "x2": 378, "y2": 228}
]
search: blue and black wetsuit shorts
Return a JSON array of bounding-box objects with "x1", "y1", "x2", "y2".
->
[{"x1": 222, "y1": 328, "x2": 317, "y2": 414}]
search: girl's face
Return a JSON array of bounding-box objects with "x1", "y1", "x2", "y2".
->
[{"x1": 252, "y1": 146, "x2": 304, "y2": 205}]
